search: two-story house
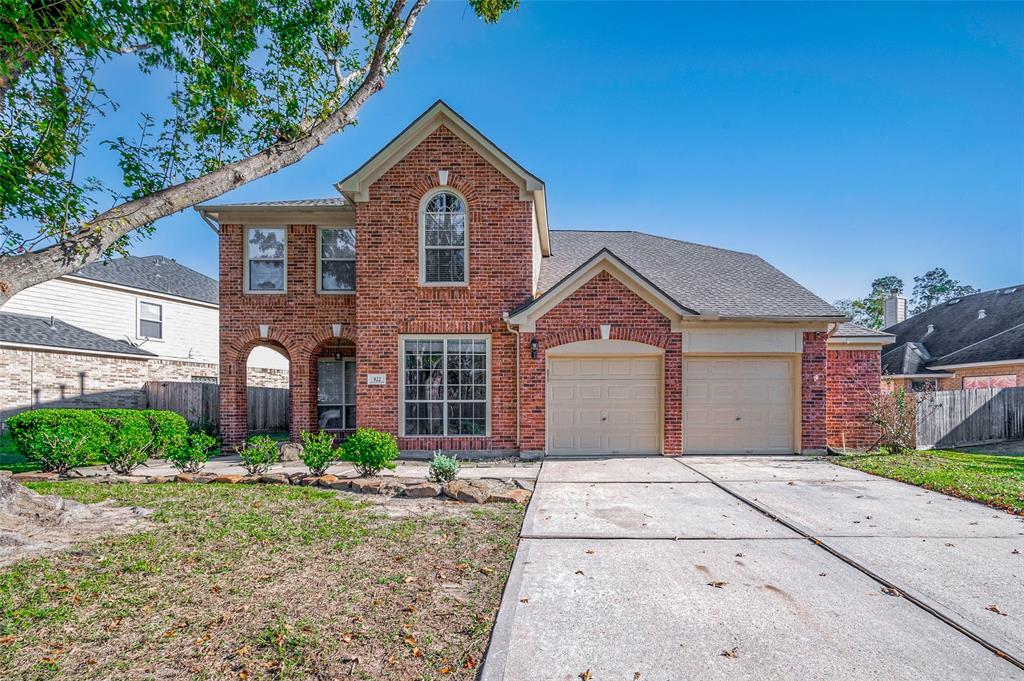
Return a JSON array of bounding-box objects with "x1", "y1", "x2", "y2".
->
[{"x1": 199, "y1": 101, "x2": 892, "y2": 456}]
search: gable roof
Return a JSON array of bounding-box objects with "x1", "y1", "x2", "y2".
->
[
  {"x1": 69, "y1": 255, "x2": 219, "y2": 305},
  {"x1": 537, "y1": 231, "x2": 843, "y2": 320},
  {"x1": 335, "y1": 100, "x2": 550, "y2": 255},
  {"x1": 0, "y1": 311, "x2": 155, "y2": 358},
  {"x1": 882, "y1": 285, "x2": 1024, "y2": 370}
]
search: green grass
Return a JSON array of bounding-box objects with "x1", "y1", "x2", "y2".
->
[
  {"x1": 836, "y1": 449, "x2": 1024, "y2": 514},
  {"x1": 0, "y1": 482, "x2": 524, "y2": 680}
]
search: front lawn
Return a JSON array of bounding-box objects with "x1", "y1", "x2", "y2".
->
[
  {"x1": 0, "y1": 483, "x2": 523, "y2": 679},
  {"x1": 835, "y1": 449, "x2": 1024, "y2": 514}
]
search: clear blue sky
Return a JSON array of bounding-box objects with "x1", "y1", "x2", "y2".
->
[{"x1": 92, "y1": 1, "x2": 1023, "y2": 304}]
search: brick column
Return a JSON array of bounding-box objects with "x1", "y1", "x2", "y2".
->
[
  {"x1": 801, "y1": 332, "x2": 828, "y2": 451},
  {"x1": 219, "y1": 359, "x2": 247, "y2": 448}
]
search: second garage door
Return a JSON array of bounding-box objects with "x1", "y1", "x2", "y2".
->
[
  {"x1": 548, "y1": 356, "x2": 662, "y2": 455},
  {"x1": 683, "y1": 357, "x2": 795, "y2": 454}
]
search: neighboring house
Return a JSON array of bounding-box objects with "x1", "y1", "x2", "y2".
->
[
  {"x1": 881, "y1": 286, "x2": 1024, "y2": 392},
  {"x1": 0, "y1": 256, "x2": 287, "y2": 420},
  {"x1": 198, "y1": 101, "x2": 891, "y2": 455}
]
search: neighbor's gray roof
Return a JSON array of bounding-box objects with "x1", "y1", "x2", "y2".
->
[
  {"x1": 833, "y1": 322, "x2": 895, "y2": 338},
  {"x1": 881, "y1": 342, "x2": 940, "y2": 376},
  {"x1": 70, "y1": 255, "x2": 218, "y2": 305},
  {"x1": 539, "y1": 231, "x2": 843, "y2": 319},
  {"x1": 195, "y1": 197, "x2": 350, "y2": 210},
  {"x1": 0, "y1": 311, "x2": 155, "y2": 357}
]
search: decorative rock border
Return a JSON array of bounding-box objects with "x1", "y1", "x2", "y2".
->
[{"x1": 9, "y1": 470, "x2": 531, "y2": 504}]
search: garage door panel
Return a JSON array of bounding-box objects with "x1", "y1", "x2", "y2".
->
[
  {"x1": 684, "y1": 357, "x2": 794, "y2": 454},
  {"x1": 548, "y1": 355, "x2": 662, "y2": 455}
]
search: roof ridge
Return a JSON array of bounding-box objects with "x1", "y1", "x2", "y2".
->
[{"x1": 552, "y1": 229, "x2": 759, "y2": 259}]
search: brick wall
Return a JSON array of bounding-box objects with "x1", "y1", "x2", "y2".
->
[
  {"x1": 519, "y1": 270, "x2": 683, "y2": 454},
  {"x1": 801, "y1": 332, "x2": 828, "y2": 451},
  {"x1": 827, "y1": 348, "x2": 881, "y2": 450}
]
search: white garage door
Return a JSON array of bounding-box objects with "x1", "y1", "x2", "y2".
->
[
  {"x1": 548, "y1": 356, "x2": 662, "y2": 455},
  {"x1": 684, "y1": 357, "x2": 795, "y2": 454}
]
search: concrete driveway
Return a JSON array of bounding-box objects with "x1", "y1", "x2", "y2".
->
[{"x1": 481, "y1": 456, "x2": 1024, "y2": 681}]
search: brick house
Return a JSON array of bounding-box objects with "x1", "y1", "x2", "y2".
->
[
  {"x1": 199, "y1": 101, "x2": 890, "y2": 455},
  {"x1": 881, "y1": 286, "x2": 1024, "y2": 392}
]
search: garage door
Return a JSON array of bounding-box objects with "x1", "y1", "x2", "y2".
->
[
  {"x1": 548, "y1": 356, "x2": 662, "y2": 455},
  {"x1": 684, "y1": 357, "x2": 795, "y2": 454}
]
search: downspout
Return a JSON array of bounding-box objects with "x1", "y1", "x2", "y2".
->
[
  {"x1": 503, "y1": 314, "x2": 520, "y2": 449},
  {"x1": 198, "y1": 210, "x2": 220, "y2": 235}
]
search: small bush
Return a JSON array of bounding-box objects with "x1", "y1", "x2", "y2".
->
[
  {"x1": 93, "y1": 409, "x2": 154, "y2": 475},
  {"x1": 238, "y1": 435, "x2": 279, "y2": 475},
  {"x1": 6, "y1": 409, "x2": 111, "y2": 473},
  {"x1": 427, "y1": 450, "x2": 460, "y2": 483},
  {"x1": 340, "y1": 427, "x2": 398, "y2": 477},
  {"x1": 300, "y1": 431, "x2": 338, "y2": 476},
  {"x1": 167, "y1": 431, "x2": 217, "y2": 473},
  {"x1": 145, "y1": 410, "x2": 189, "y2": 458}
]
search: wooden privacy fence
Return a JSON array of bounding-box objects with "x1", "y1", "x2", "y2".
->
[
  {"x1": 145, "y1": 381, "x2": 290, "y2": 434},
  {"x1": 916, "y1": 387, "x2": 1024, "y2": 449}
]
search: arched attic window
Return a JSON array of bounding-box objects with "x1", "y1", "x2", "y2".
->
[{"x1": 419, "y1": 190, "x2": 468, "y2": 285}]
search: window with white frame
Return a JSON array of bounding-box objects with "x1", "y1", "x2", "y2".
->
[
  {"x1": 245, "y1": 227, "x2": 286, "y2": 292},
  {"x1": 963, "y1": 374, "x2": 1017, "y2": 389},
  {"x1": 138, "y1": 301, "x2": 163, "y2": 339},
  {"x1": 318, "y1": 358, "x2": 356, "y2": 430},
  {"x1": 402, "y1": 337, "x2": 488, "y2": 436},
  {"x1": 319, "y1": 228, "x2": 356, "y2": 292},
  {"x1": 420, "y1": 191, "x2": 467, "y2": 284}
]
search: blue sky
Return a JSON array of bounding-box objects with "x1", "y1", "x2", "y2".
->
[{"x1": 92, "y1": 1, "x2": 1023, "y2": 303}]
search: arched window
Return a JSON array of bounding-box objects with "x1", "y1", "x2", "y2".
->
[{"x1": 420, "y1": 190, "x2": 468, "y2": 285}]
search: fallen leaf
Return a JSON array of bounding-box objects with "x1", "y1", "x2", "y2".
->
[
  {"x1": 403, "y1": 576, "x2": 416, "y2": 583},
  {"x1": 404, "y1": 635, "x2": 417, "y2": 646},
  {"x1": 575, "y1": 570, "x2": 585, "y2": 576},
  {"x1": 340, "y1": 632, "x2": 353, "y2": 643},
  {"x1": 0, "y1": 636, "x2": 15, "y2": 645},
  {"x1": 721, "y1": 646, "x2": 740, "y2": 658},
  {"x1": 464, "y1": 655, "x2": 477, "y2": 669},
  {"x1": 404, "y1": 604, "x2": 417, "y2": 613},
  {"x1": 735, "y1": 553, "x2": 745, "y2": 558},
  {"x1": 579, "y1": 671, "x2": 593, "y2": 681},
  {"x1": 585, "y1": 550, "x2": 595, "y2": 555},
  {"x1": 234, "y1": 645, "x2": 251, "y2": 657},
  {"x1": 881, "y1": 587, "x2": 901, "y2": 597},
  {"x1": 412, "y1": 647, "x2": 423, "y2": 658},
  {"x1": 479, "y1": 566, "x2": 494, "y2": 575},
  {"x1": 634, "y1": 673, "x2": 641, "y2": 680},
  {"x1": 439, "y1": 666, "x2": 454, "y2": 674},
  {"x1": 818, "y1": 573, "x2": 827, "y2": 577},
  {"x1": 986, "y1": 605, "x2": 1008, "y2": 616},
  {"x1": 945, "y1": 543, "x2": 955, "y2": 547},
  {"x1": 519, "y1": 597, "x2": 529, "y2": 604},
  {"x1": 707, "y1": 581, "x2": 727, "y2": 589}
]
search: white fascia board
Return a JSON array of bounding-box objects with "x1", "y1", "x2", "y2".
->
[
  {"x1": 0, "y1": 340, "x2": 152, "y2": 360},
  {"x1": 928, "y1": 359, "x2": 1024, "y2": 370}
]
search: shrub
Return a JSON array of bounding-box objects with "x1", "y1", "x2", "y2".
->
[
  {"x1": 238, "y1": 435, "x2": 279, "y2": 475},
  {"x1": 300, "y1": 431, "x2": 338, "y2": 476},
  {"x1": 167, "y1": 431, "x2": 217, "y2": 473},
  {"x1": 6, "y1": 409, "x2": 111, "y2": 473},
  {"x1": 427, "y1": 450, "x2": 460, "y2": 483},
  {"x1": 145, "y1": 410, "x2": 189, "y2": 459},
  {"x1": 340, "y1": 427, "x2": 398, "y2": 477},
  {"x1": 91, "y1": 409, "x2": 154, "y2": 475}
]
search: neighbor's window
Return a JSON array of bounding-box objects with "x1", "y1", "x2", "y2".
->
[
  {"x1": 420, "y1": 191, "x2": 467, "y2": 284},
  {"x1": 910, "y1": 379, "x2": 937, "y2": 392},
  {"x1": 319, "y1": 228, "x2": 356, "y2": 292},
  {"x1": 318, "y1": 358, "x2": 356, "y2": 430},
  {"x1": 402, "y1": 337, "x2": 488, "y2": 436},
  {"x1": 245, "y1": 227, "x2": 286, "y2": 292},
  {"x1": 138, "y1": 301, "x2": 163, "y2": 339},
  {"x1": 963, "y1": 375, "x2": 1017, "y2": 389}
]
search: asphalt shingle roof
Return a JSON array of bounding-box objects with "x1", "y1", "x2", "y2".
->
[
  {"x1": 539, "y1": 231, "x2": 842, "y2": 319},
  {"x1": 197, "y1": 197, "x2": 349, "y2": 209},
  {"x1": 71, "y1": 255, "x2": 218, "y2": 305},
  {"x1": 834, "y1": 322, "x2": 894, "y2": 338},
  {"x1": 0, "y1": 311, "x2": 154, "y2": 357},
  {"x1": 883, "y1": 285, "x2": 1024, "y2": 368}
]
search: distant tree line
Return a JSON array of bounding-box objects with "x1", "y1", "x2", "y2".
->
[{"x1": 835, "y1": 268, "x2": 979, "y2": 329}]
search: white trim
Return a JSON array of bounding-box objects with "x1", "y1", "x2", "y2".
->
[
  {"x1": 827, "y1": 335, "x2": 896, "y2": 346},
  {"x1": 508, "y1": 250, "x2": 693, "y2": 332},
  {"x1": 243, "y1": 226, "x2": 288, "y2": 294},
  {"x1": 61, "y1": 275, "x2": 218, "y2": 309},
  {"x1": 0, "y1": 341, "x2": 151, "y2": 360},
  {"x1": 928, "y1": 359, "x2": 1024, "y2": 370},
  {"x1": 136, "y1": 299, "x2": 164, "y2": 342},
  {"x1": 398, "y1": 334, "x2": 492, "y2": 438},
  {"x1": 198, "y1": 207, "x2": 353, "y2": 227},
  {"x1": 546, "y1": 339, "x2": 666, "y2": 356},
  {"x1": 418, "y1": 189, "x2": 470, "y2": 287},
  {"x1": 883, "y1": 373, "x2": 955, "y2": 379},
  {"x1": 316, "y1": 226, "x2": 357, "y2": 295}
]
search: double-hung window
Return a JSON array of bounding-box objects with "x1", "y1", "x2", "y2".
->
[
  {"x1": 138, "y1": 301, "x2": 163, "y2": 339},
  {"x1": 317, "y1": 358, "x2": 356, "y2": 430},
  {"x1": 420, "y1": 191, "x2": 468, "y2": 285},
  {"x1": 318, "y1": 228, "x2": 356, "y2": 292},
  {"x1": 402, "y1": 337, "x2": 489, "y2": 436},
  {"x1": 245, "y1": 227, "x2": 286, "y2": 292}
]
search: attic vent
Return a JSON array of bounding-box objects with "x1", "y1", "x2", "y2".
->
[
  {"x1": 947, "y1": 298, "x2": 960, "y2": 305},
  {"x1": 978, "y1": 309, "x2": 986, "y2": 319},
  {"x1": 926, "y1": 324, "x2": 935, "y2": 334},
  {"x1": 1002, "y1": 287, "x2": 1018, "y2": 295}
]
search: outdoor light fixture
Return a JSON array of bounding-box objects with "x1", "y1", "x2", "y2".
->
[
  {"x1": 259, "y1": 324, "x2": 270, "y2": 338},
  {"x1": 530, "y1": 338, "x2": 538, "y2": 359}
]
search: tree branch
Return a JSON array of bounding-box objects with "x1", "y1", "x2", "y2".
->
[{"x1": 0, "y1": 0, "x2": 431, "y2": 304}]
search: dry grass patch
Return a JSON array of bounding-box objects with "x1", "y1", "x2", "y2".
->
[{"x1": 0, "y1": 482, "x2": 524, "y2": 680}]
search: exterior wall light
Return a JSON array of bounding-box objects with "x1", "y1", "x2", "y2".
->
[{"x1": 530, "y1": 338, "x2": 539, "y2": 359}]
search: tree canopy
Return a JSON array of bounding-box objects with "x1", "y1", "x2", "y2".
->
[
  {"x1": 835, "y1": 268, "x2": 979, "y2": 329},
  {"x1": 0, "y1": 0, "x2": 515, "y2": 303}
]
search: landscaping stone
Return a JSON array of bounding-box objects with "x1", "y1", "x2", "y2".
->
[
  {"x1": 350, "y1": 478, "x2": 384, "y2": 494},
  {"x1": 300, "y1": 476, "x2": 322, "y2": 486},
  {"x1": 0, "y1": 470, "x2": 11, "y2": 478},
  {"x1": 445, "y1": 480, "x2": 492, "y2": 504},
  {"x1": 317, "y1": 475, "x2": 341, "y2": 487},
  {"x1": 329, "y1": 479, "x2": 352, "y2": 490},
  {"x1": 259, "y1": 473, "x2": 290, "y2": 485},
  {"x1": 145, "y1": 475, "x2": 175, "y2": 484},
  {"x1": 239, "y1": 475, "x2": 262, "y2": 484},
  {"x1": 278, "y1": 442, "x2": 303, "y2": 462},
  {"x1": 404, "y1": 481, "x2": 443, "y2": 498},
  {"x1": 487, "y1": 488, "x2": 532, "y2": 504},
  {"x1": 379, "y1": 481, "x2": 407, "y2": 496},
  {"x1": 212, "y1": 474, "x2": 246, "y2": 484},
  {"x1": 514, "y1": 479, "x2": 536, "y2": 492},
  {"x1": 287, "y1": 472, "x2": 311, "y2": 485},
  {"x1": 11, "y1": 472, "x2": 58, "y2": 483}
]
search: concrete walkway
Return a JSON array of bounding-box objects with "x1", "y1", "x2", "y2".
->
[{"x1": 482, "y1": 456, "x2": 1024, "y2": 681}]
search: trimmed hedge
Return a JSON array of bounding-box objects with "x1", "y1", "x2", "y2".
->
[{"x1": 6, "y1": 408, "x2": 191, "y2": 474}]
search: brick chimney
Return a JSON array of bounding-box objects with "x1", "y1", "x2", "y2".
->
[{"x1": 883, "y1": 295, "x2": 907, "y2": 329}]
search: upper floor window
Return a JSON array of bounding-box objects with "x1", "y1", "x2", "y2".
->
[
  {"x1": 318, "y1": 228, "x2": 356, "y2": 293},
  {"x1": 138, "y1": 301, "x2": 163, "y2": 339},
  {"x1": 245, "y1": 227, "x2": 286, "y2": 292},
  {"x1": 420, "y1": 191, "x2": 467, "y2": 285}
]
